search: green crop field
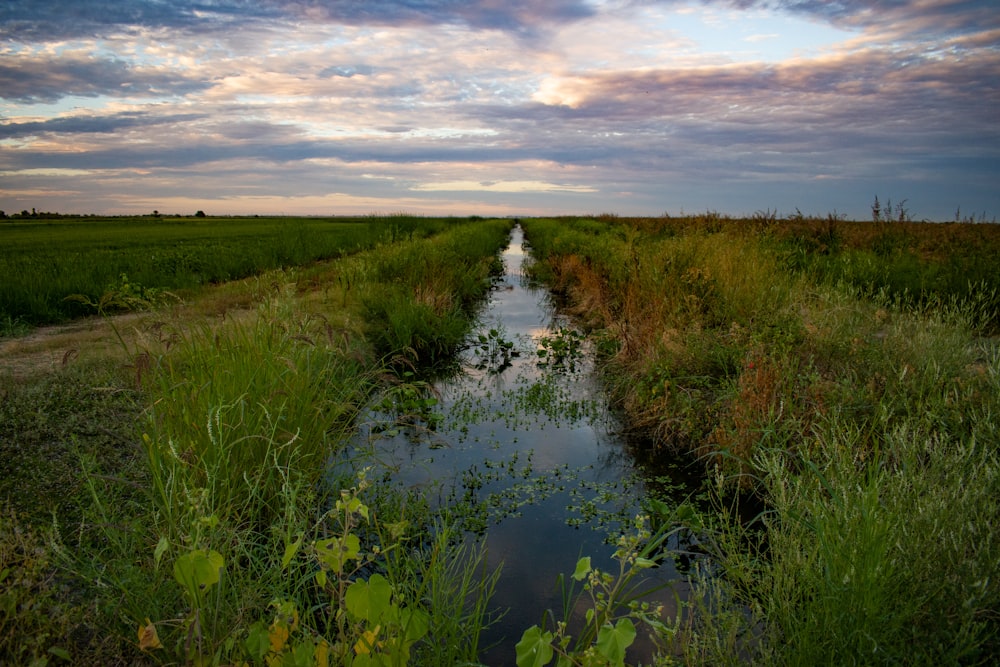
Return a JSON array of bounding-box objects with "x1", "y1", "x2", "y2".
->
[{"x1": 0, "y1": 214, "x2": 458, "y2": 328}]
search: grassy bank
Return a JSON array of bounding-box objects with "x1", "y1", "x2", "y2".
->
[
  {"x1": 1, "y1": 217, "x2": 513, "y2": 665},
  {"x1": 520, "y1": 214, "x2": 1000, "y2": 664}
]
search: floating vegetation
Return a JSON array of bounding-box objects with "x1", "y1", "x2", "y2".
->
[
  {"x1": 470, "y1": 326, "x2": 520, "y2": 373},
  {"x1": 536, "y1": 326, "x2": 587, "y2": 372}
]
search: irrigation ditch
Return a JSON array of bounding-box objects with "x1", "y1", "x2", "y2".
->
[
  {"x1": 346, "y1": 225, "x2": 704, "y2": 662},
  {"x1": 7, "y1": 215, "x2": 995, "y2": 664}
]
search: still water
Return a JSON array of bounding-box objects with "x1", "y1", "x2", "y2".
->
[{"x1": 353, "y1": 225, "x2": 691, "y2": 663}]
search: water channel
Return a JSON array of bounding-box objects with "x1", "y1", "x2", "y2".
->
[{"x1": 353, "y1": 225, "x2": 695, "y2": 664}]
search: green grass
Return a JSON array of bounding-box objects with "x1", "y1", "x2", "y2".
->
[
  {"x1": 0, "y1": 215, "x2": 458, "y2": 326},
  {"x1": 354, "y1": 220, "x2": 511, "y2": 363},
  {"x1": 0, "y1": 362, "x2": 142, "y2": 523},
  {"x1": 0, "y1": 361, "x2": 147, "y2": 663}
]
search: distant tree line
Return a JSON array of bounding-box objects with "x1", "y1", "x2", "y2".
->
[
  {"x1": 0, "y1": 208, "x2": 99, "y2": 220},
  {"x1": 1, "y1": 209, "x2": 209, "y2": 220}
]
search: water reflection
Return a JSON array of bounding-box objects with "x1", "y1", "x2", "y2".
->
[{"x1": 354, "y1": 225, "x2": 690, "y2": 664}]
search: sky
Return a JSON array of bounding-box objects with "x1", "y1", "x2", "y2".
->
[{"x1": 1, "y1": 1, "x2": 998, "y2": 220}]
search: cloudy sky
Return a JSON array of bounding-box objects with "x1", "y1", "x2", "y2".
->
[{"x1": 1, "y1": 1, "x2": 997, "y2": 219}]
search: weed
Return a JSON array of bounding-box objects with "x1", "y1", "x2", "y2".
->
[
  {"x1": 536, "y1": 327, "x2": 586, "y2": 372},
  {"x1": 516, "y1": 511, "x2": 689, "y2": 666},
  {"x1": 473, "y1": 326, "x2": 519, "y2": 373},
  {"x1": 0, "y1": 315, "x2": 31, "y2": 338},
  {"x1": 6, "y1": 212, "x2": 999, "y2": 665},
  {"x1": 0, "y1": 215, "x2": 463, "y2": 326},
  {"x1": 0, "y1": 506, "x2": 76, "y2": 665}
]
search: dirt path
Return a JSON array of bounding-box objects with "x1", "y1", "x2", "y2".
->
[{"x1": 0, "y1": 312, "x2": 159, "y2": 380}]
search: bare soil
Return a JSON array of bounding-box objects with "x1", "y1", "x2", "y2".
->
[{"x1": 0, "y1": 312, "x2": 157, "y2": 380}]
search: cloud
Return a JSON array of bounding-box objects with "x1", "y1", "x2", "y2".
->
[
  {"x1": 523, "y1": 44, "x2": 1000, "y2": 135},
  {"x1": 719, "y1": 0, "x2": 1000, "y2": 38},
  {"x1": 0, "y1": 111, "x2": 207, "y2": 138},
  {"x1": 0, "y1": 1, "x2": 277, "y2": 41},
  {"x1": 4, "y1": 1, "x2": 995, "y2": 44},
  {"x1": 0, "y1": 0, "x2": 595, "y2": 42},
  {"x1": 282, "y1": 0, "x2": 595, "y2": 34},
  {"x1": 411, "y1": 180, "x2": 597, "y2": 193},
  {"x1": 0, "y1": 53, "x2": 211, "y2": 103},
  {"x1": 0, "y1": 168, "x2": 91, "y2": 177},
  {"x1": 1, "y1": 0, "x2": 997, "y2": 219},
  {"x1": 317, "y1": 64, "x2": 375, "y2": 78}
]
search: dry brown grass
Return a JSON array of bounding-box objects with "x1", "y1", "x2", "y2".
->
[
  {"x1": 549, "y1": 254, "x2": 614, "y2": 331},
  {"x1": 705, "y1": 351, "x2": 783, "y2": 479}
]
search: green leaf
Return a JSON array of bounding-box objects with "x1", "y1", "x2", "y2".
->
[
  {"x1": 515, "y1": 626, "x2": 554, "y2": 667},
  {"x1": 399, "y1": 607, "x2": 430, "y2": 643},
  {"x1": 345, "y1": 574, "x2": 393, "y2": 624},
  {"x1": 153, "y1": 536, "x2": 169, "y2": 571},
  {"x1": 595, "y1": 618, "x2": 636, "y2": 666},
  {"x1": 572, "y1": 556, "x2": 592, "y2": 582},
  {"x1": 47, "y1": 647, "x2": 71, "y2": 661},
  {"x1": 245, "y1": 621, "x2": 270, "y2": 662},
  {"x1": 675, "y1": 503, "x2": 702, "y2": 529},
  {"x1": 644, "y1": 617, "x2": 672, "y2": 636},
  {"x1": 337, "y1": 496, "x2": 369, "y2": 522},
  {"x1": 646, "y1": 497, "x2": 671, "y2": 518},
  {"x1": 282, "y1": 533, "x2": 303, "y2": 570},
  {"x1": 315, "y1": 534, "x2": 361, "y2": 574},
  {"x1": 635, "y1": 557, "x2": 657, "y2": 569},
  {"x1": 290, "y1": 639, "x2": 315, "y2": 667},
  {"x1": 173, "y1": 549, "x2": 224, "y2": 603}
]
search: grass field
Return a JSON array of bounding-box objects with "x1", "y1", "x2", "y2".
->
[
  {"x1": 0, "y1": 214, "x2": 459, "y2": 328},
  {"x1": 2, "y1": 212, "x2": 998, "y2": 665}
]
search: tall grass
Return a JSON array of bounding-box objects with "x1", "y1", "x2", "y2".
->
[
  {"x1": 522, "y1": 217, "x2": 803, "y2": 461},
  {"x1": 775, "y1": 218, "x2": 1000, "y2": 333},
  {"x1": 7, "y1": 212, "x2": 997, "y2": 664},
  {"x1": 143, "y1": 301, "x2": 373, "y2": 530},
  {"x1": 751, "y1": 427, "x2": 999, "y2": 664},
  {"x1": 353, "y1": 219, "x2": 512, "y2": 363},
  {"x1": 124, "y1": 220, "x2": 513, "y2": 662},
  {"x1": 521, "y1": 215, "x2": 1000, "y2": 664}
]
